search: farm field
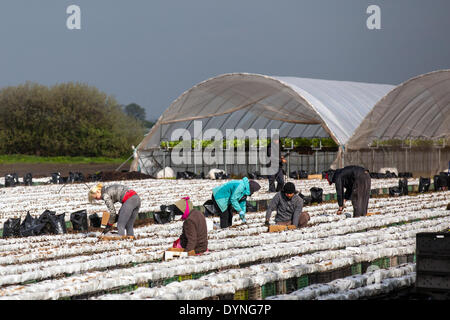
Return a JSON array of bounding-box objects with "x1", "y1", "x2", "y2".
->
[{"x1": 0, "y1": 175, "x2": 448, "y2": 300}]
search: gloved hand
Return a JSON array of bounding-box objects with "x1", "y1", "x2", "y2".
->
[
  {"x1": 102, "y1": 224, "x2": 112, "y2": 234},
  {"x1": 239, "y1": 211, "x2": 246, "y2": 223}
]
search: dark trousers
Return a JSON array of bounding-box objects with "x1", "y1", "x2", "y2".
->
[
  {"x1": 351, "y1": 172, "x2": 371, "y2": 217},
  {"x1": 268, "y1": 167, "x2": 284, "y2": 192},
  {"x1": 212, "y1": 195, "x2": 234, "y2": 228}
]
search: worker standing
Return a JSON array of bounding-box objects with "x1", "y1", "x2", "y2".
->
[
  {"x1": 326, "y1": 166, "x2": 371, "y2": 217},
  {"x1": 265, "y1": 182, "x2": 310, "y2": 228},
  {"x1": 210, "y1": 177, "x2": 261, "y2": 228},
  {"x1": 88, "y1": 183, "x2": 141, "y2": 236},
  {"x1": 266, "y1": 134, "x2": 286, "y2": 192}
]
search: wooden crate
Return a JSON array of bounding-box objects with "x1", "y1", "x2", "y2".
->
[
  {"x1": 276, "y1": 280, "x2": 287, "y2": 295},
  {"x1": 390, "y1": 256, "x2": 398, "y2": 267},
  {"x1": 248, "y1": 286, "x2": 262, "y2": 300}
]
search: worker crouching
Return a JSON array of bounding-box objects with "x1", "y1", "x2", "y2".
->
[
  {"x1": 265, "y1": 182, "x2": 310, "y2": 228},
  {"x1": 88, "y1": 183, "x2": 141, "y2": 236},
  {"x1": 172, "y1": 197, "x2": 208, "y2": 254}
]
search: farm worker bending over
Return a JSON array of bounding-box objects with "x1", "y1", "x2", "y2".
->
[
  {"x1": 211, "y1": 178, "x2": 261, "y2": 228},
  {"x1": 172, "y1": 197, "x2": 208, "y2": 254},
  {"x1": 88, "y1": 183, "x2": 141, "y2": 236},
  {"x1": 265, "y1": 182, "x2": 310, "y2": 228},
  {"x1": 326, "y1": 165, "x2": 371, "y2": 217}
]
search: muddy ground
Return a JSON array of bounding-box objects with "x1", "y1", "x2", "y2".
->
[{"x1": 0, "y1": 163, "x2": 132, "y2": 178}]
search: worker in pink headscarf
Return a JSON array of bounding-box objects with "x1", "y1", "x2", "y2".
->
[{"x1": 172, "y1": 197, "x2": 208, "y2": 254}]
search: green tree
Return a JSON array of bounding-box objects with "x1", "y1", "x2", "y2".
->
[
  {"x1": 124, "y1": 103, "x2": 146, "y2": 122},
  {"x1": 0, "y1": 82, "x2": 146, "y2": 158}
]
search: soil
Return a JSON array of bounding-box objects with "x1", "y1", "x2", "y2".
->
[{"x1": 0, "y1": 162, "x2": 155, "y2": 181}]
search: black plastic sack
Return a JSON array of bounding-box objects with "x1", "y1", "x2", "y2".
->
[
  {"x1": 4, "y1": 174, "x2": 17, "y2": 187},
  {"x1": 70, "y1": 210, "x2": 89, "y2": 232},
  {"x1": 310, "y1": 187, "x2": 323, "y2": 204},
  {"x1": 389, "y1": 186, "x2": 402, "y2": 197},
  {"x1": 399, "y1": 178, "x2": 408, "y2": 196},
  {"x1": 398, "y1": 172, "x2": 413, "y2": 178},
  {"x1": 38, "y1": 210, "x2": 66, "y2": 235},
  {"x1": 89, "y1": 213, "x2": 102, "y2": 228},
  {"x1": 20, "y1": 212, "x2": 46, "y2": 237},
  {"x1": 23, "y1": 173, "x2": 33, "y2": 186},
  {"x1": 299, "y1": 193, "x2": 312, "y2": 205},
  {"x1": 418, "y1": 177, "x2": 430, "y2": 193},
  {"x1": 434, "y1": 174, "x2": 449, "y2": 191},
  {"x1": 214, "y1": 172, "x2": 230, "y2": 180},
  {"x1": 203, "y1": 199, "x2": 221, "y2": 217},
  {"x1": 51, "y1": 173, "x2": 61, "y2": 184},
  {"x1": 154, "y1": 204, "x2": 179, "y2": 224},
  {"x1": 2, "y1": 218, "x2": 21, "y2": 238}
]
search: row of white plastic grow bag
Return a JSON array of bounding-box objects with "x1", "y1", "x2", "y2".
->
[
  {"x1": 0, "y1": 177, "x2": 414, "y2": 224},
  {"x1": 267, "y1": 263, "x2": 416, "y2": 300},
  {"x1": 0, "y1": 213, "x2": 447, "y2": 300},
  {"x1": 0, "y1": 193, "x2": 447, "y2": 269},
  {"x1": 0, "y1": 210, "x2": 442, "y2": 287}
]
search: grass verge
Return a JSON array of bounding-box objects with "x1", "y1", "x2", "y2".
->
[{"x1": 0, "y1": 154, "x2": 130, "y2": 164}]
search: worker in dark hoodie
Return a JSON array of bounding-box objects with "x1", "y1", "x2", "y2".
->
[
  {"x1": 265, "y1": 182, "x2": 310, "y2": 228},
  {"x1": 325, "y1": 165, "x2": 371, "y2": 217},
  {"x1": 172, "y1": 197, "x2": 208, "y2": 254}
]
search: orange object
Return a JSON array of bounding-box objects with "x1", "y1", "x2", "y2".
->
[{"x1": 366, "y1": 211, "x2": 381, "y2": 216}]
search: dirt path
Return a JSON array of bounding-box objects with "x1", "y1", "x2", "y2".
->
[{"x1": 0, "y1": 163, "x2": 130, "y2": 178}]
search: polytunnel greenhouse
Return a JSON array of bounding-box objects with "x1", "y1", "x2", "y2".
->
[
  {"x1": 131, "y1": 73, "x2": 394, "y2": 176},
  {"x1": 345, "y1": 69, "x2": 450, "y2": 176}
]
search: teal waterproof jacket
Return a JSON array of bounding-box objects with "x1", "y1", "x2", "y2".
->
[{"x1": 212, "y1": 177, "x2": 250, "y2": 213}]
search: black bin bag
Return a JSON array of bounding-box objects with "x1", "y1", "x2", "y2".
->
[
  {"x1": 399, "y1": 177, "x2": 408, "y2": 196},
  {"x1": 23, "y1": 173, "x2": 33, "y2": 186},
  {"x1": 20, "y1": 212, "x2": 46, "y2": 237},
  {"x1": 70, "y1": 210, "x2": 89, "y2": 232},
  {"x1": 38, "y1": 210, "x2": 67, "y2": 235},
  {"x1": 203, "y1": 199, "x2": 221, "y2": 217},
  {"x1": 299, "y1": 193, "x2": 312, "y2": 205},
  {"x1": 3, "y1": 218, "x2": 21, "y2": 238},
  {"x1": 389, "y1": 186, "x2": 402, "y2": 197},
  {"x1": 418, "y1": 177, "x2": 430, "y2": 193},
  {"x1": 154, "y1": 204, "x2": 180, "y2": 224},
  {"x1": 310, "y1": 187, "x2": 323, "y2": 204},
  {"x1": 89, "y1": 213, "x2": 102, "y2": 228}
]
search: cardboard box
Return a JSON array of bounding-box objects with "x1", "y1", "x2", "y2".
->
[
  {"x1": 307, "y1": 174, "x2": 323, "y2": 180},
  {"x1": 101, "y1": 211, "x2": 110, "y2": 227}
]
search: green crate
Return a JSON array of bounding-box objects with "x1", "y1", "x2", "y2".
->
[
  {"x1": 262, "y1": 282, "x2": 276, "y2": 299},
  {"x1": 351, "y1": 263, "x2": 362, "y2": 275},
  {"x1": 297, "y1": 275, "x2": 309, "y2": 289},
  {"x1": 192, "y1": 272, "x2": 207, "y2": 279},
  {"x1": 324, "y1": 194, "x2": 331, "y2": 201},
  {"x1": 382, "y1": 257, "x2": 390, "y2": 269},
  {"x1": 234, "y1": 289, "x2": 248, "y2": 300},
  {"x1": 163, "y1": 276, "x2": 178, "y2": 285}
]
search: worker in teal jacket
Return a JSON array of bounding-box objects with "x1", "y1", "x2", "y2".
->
[{"x1": 211, "y1": 177, "x2": 260, "y2": 228}]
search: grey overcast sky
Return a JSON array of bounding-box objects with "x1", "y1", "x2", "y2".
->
[{"x1": 0, "y1": 0, "x2": 449, "y2": 120}]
